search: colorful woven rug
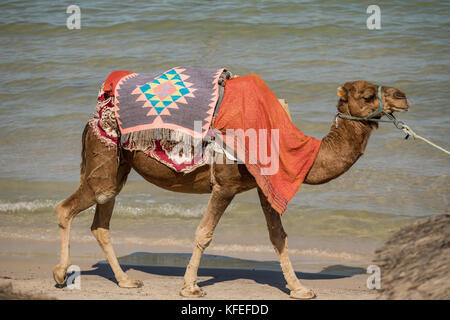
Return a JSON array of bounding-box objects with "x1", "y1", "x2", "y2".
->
[
  {"x1": 88, "y1": 68, "x2": 226, "y2": 173},
  {"x1": 102, "y1": 67, "x2": 224, "y2": 151},
  {"x1": 213, "y1": 75, "x2": 322, "y2": 215}
]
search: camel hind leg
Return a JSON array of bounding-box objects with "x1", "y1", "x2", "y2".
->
[
  {"x1": 53, "y1": 183, "x2": 96, "y2": 286},
  {"x1": 53, "y1": 125, "x2": 131, "y2": 287},
  {"x1": 91, "y1": 198, "x2": 142, "y2": 288}
]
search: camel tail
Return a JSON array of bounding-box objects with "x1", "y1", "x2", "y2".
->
[{"x1": 80, "y1": 123, "x2": 90, "y2": 175}]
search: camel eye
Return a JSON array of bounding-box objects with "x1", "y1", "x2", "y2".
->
[{"x1": 364, "y1": 94, "x2": 375, "y2": 102}]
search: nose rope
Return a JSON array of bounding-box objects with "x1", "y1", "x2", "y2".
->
[{"x1": 335, "y1": 86, "x2": 450, "y2": 155}]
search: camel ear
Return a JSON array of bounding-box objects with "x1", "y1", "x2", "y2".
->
[{"x1": 337, "y1": 86, "x2": 348, "y2": 101}]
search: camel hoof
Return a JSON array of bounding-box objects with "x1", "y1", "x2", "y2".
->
[
  {"x1": 53, "y1": 265, "x2": 68, "y2": 287},
  {"x1": 290, "y1": 287, "x2": 316, "y2": 300},
  {"x1": 118, "y1": 279, "x2": 143, "y2": 288},
  {"x1": 180, "y1": 284, "x2": 206, "y2": 298}
]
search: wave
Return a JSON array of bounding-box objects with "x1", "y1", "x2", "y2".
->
[
  {"x1": 0, "y1": 199, "x2": 206, "y2": 219},
  {"x1": 0, "y1": 200, "x2": 59, "y2": 213}
]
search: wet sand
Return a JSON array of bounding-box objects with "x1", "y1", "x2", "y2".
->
[{"x1": 0, "y1": 238, "x2": 377, "y2": 300}]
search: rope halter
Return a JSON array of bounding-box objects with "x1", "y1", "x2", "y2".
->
[{"x1": 336, "y1": 86, "x2": 405, "y2": 129}]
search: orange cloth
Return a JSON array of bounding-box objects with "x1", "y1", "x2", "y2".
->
[
  {"x1": 213, "y1": 75, "x2": 322, "y2": 214},
  {"x1": 103, "y1": 70, "x2": 132, "y2": 93}
]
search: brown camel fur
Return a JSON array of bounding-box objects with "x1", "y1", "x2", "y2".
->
[{"x1": 53, "y1": 80, "x2": 409, "y2": 299}]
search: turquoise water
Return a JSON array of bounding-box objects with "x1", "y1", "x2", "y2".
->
[{"x1": 0, "y1": 1, "x2": 448, "y2": 262}]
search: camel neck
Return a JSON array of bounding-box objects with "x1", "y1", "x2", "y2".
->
[
  {"x1": 304, "y1": 116, "x2": 374, "y2": 185},
  {"x1": 325, "y1": 117, "x2": 374, "y2": 159}
]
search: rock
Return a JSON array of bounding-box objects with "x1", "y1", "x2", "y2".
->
[
  {"x1": 373, "y1": 213, "x2": 450, "y2": 300},
  {"x1": 0, "y1": 280, "x2": 55, "y2": 300}
]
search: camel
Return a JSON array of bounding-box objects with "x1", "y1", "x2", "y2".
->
[{"x1": 52, "y1": 79, "x2": 409, "y2": 299}]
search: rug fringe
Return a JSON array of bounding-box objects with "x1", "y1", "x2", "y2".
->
[{"x1": 121, "y1": 128, "x2": 204, "y2": 153}]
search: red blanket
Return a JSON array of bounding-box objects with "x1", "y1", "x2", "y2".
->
[{"x1": 213, "y1": 75, "x2": 321, "y2": 214}]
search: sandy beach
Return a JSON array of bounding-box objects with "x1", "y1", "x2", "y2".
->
[{"x1": 0, "y1": 238, "x2": 377, "y2": 300}]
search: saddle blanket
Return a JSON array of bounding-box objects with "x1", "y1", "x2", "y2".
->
[
  {"x1": 103, "y1": 67, "x2": 225, "y2": 150},
  {"x1": 89, "y1": 67, "x2": 228, "y2": 173}
]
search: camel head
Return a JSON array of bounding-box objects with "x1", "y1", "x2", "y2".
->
[{"x1": 336, "y1": 80, "x2": 410, "y2": 120}]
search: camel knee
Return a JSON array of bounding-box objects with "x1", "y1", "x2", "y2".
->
[{"x1": 194, "y1": 227, "x2": 213, "y2": 251}]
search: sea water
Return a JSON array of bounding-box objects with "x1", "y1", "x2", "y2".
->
[{"x1": 0, "y1": 0, "x2": 448, "y2": 265}]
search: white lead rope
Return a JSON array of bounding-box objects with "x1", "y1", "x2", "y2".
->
[{"x1": 401, "y1": 124, "x2": 450, "y2": 155}]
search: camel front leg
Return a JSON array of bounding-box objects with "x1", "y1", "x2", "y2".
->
[
  {"x1": 257, "y1": 188, "x2": 316, "y2": 299},
  {"x1": 91, "y1": 198, "x2": 143, "y2": 288},
  {"x1": 180, "y1": 187, "x2": 234, "y2": 297}
]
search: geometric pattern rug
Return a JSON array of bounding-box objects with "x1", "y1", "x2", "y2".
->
[{"x1": 111, "y1": 67, "x2": 225, "y2": 145}]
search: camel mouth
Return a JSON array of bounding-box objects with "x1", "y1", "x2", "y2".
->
[
  {"x1": 391, "y1": 105, "x2": 409, "y2": 112},
  {"x1": 387, "y1": 99, "x2": 410, "y2": 114}
]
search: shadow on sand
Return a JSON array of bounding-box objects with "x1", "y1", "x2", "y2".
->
[{"x1": 80, "y1": 252, "x2": 366, "y2": 294}]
